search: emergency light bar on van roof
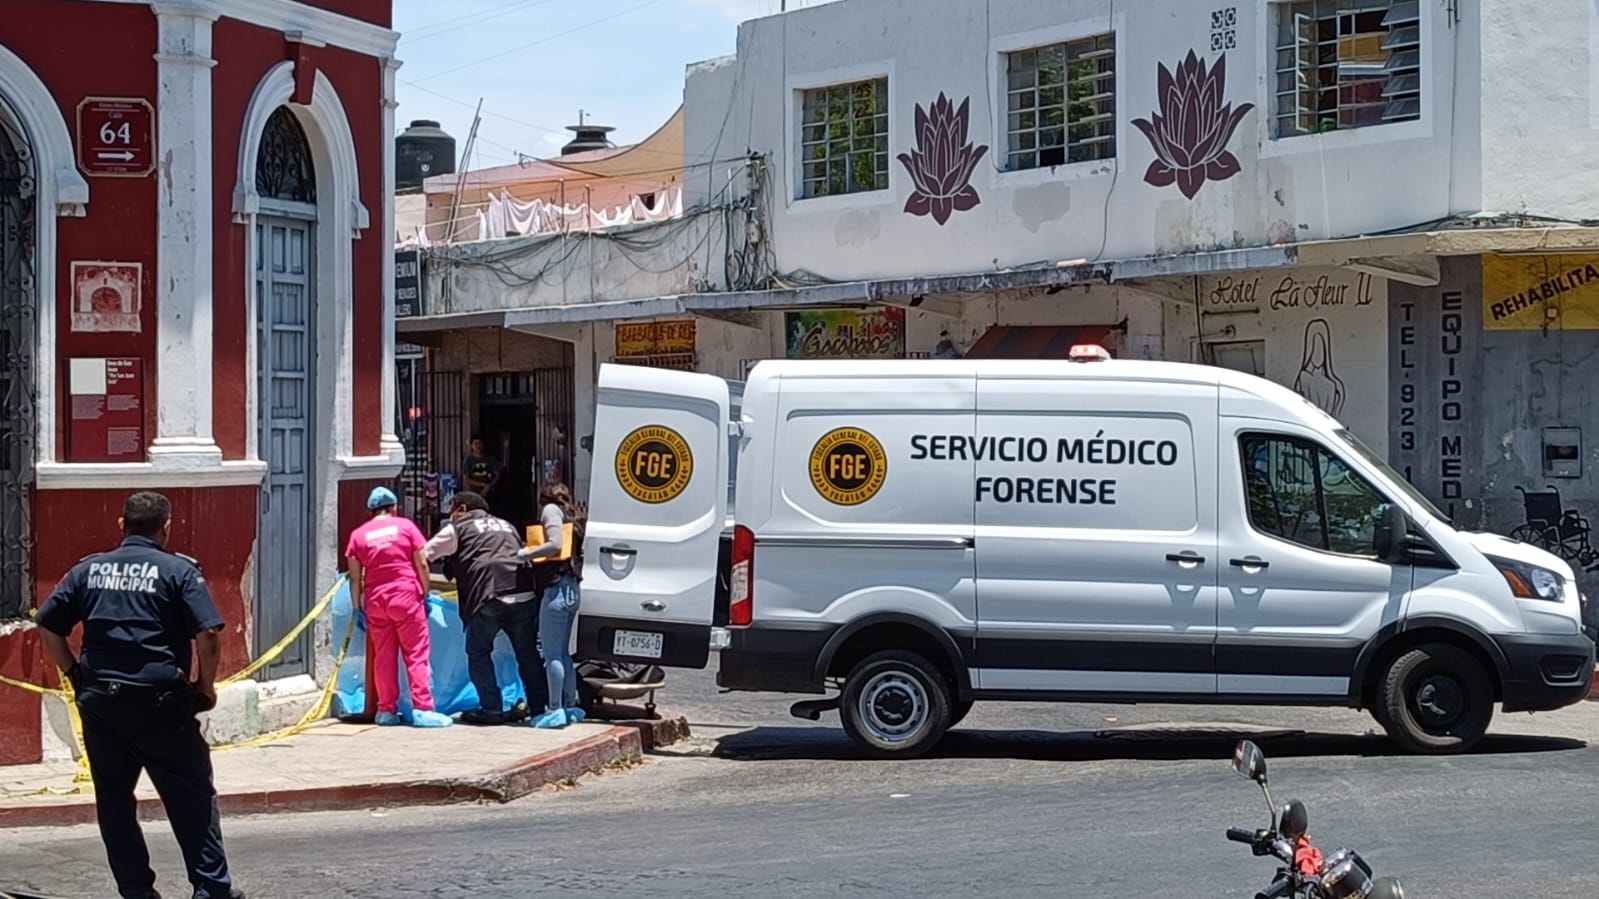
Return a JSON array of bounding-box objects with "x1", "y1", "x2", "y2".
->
[{"x1": 1067, "y1": 344, "x2": 1111, "y2": 362}]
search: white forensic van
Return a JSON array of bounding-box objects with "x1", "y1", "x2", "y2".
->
[{"x1": 577, "y1": 351, "x2": 1595, "y2": 758}]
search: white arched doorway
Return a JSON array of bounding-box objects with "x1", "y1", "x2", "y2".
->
[
  {"x1": 0, "y1": 45, "x2": 88, "y2": 614},
  {"x1": 236, "y1": 62, "x2": 367, "y2": 679},
  {"x1": 251, "y1": 106, "x2": 320, "y2": 677}
]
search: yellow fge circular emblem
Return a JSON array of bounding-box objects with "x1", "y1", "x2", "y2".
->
[
  {"x1": 616, "y1": 426, "x2": 694, "y2": 504},
  {"x1": 809, "y1": 427, "x2": 887, "y2": 506}
]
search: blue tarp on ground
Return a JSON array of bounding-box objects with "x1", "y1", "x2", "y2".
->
[{"x1": 329, "y1": 579, "x2": 534, "y2": 717}]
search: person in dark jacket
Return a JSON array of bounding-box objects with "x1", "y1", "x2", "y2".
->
[{"x1": 423, "y1": 491, "x2": 546, "y2": 724}]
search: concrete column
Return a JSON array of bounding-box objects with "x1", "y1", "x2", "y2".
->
[
  {"x1": 148, "y1": 2, "x2": 222, "y2": 468},
  {"x1": 380, "y1": 56, "x2": 403, "y2": 460}
]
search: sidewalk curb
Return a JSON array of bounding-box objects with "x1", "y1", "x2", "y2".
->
[
  {"x1": 0, "y1": 714, "x2": 690, "y2": 829},
  {"x1": 605, "y1": 713, "x2": 692, "y2": 752}
]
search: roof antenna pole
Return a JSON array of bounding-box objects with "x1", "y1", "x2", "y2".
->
[{"x1": 446, "y1": 97, "x2": 483, "y2": 245}]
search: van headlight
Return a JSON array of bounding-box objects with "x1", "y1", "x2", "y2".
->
[{"x1": 1489, "y1": 556, "x2": 1564, "y2": 601}]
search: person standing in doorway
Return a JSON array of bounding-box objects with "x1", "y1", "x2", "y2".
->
[
  {"x1": 461, "y1": 434, "x2": 502, "y2": 500},
  {"x1": 35, "y1": 492, "x2": 243, "y2": 899},
  {"x1": 521, "y1": 482, "x2": 585, "y2": 729},
  {"x1": 424, "y1": 491, "x2": 548, "y2": 724},
  {"x1": 345, "y1": 486, "x2": 451, "y2": 728}
]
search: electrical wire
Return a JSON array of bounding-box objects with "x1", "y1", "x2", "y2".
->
[
  {"x1": 407, "y1": 0, "x2": 671, "y2": 84},
  {"x1": 399, "y1": 0, "x2": 561, "y2": 45}
]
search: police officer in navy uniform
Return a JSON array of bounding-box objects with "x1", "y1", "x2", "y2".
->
[{"x1": 36, "y1": 492, "x2": 243, "y2": 899}]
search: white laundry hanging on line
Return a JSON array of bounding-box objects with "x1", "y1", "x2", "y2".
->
[{"x1": 459, "y1": 184, "x2": 687, "y2": 241}]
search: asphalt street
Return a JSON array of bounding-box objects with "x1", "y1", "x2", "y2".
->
[{"x1": 5, "y1": 666, "x2": 1598, "y2": 898}]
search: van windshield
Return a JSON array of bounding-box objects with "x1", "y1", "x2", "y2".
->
[{"x1": 1334, "y1": 429, "x2": 1451, "y2": 525}]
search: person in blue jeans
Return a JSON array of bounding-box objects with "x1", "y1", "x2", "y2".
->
[{"x1": 520, "y1": 482, "x2": 584, "y2": 729}]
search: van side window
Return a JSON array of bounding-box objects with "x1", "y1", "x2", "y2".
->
[{"x1": 1240, "y1": 434, "x2": 1389, "y2": 556}]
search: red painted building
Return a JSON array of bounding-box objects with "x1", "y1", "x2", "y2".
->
[{"x1": 0, "y1": 0, "x2": 402, "y2": 764}]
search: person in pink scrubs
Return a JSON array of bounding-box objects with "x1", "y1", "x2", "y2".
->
[{"x1": 345, "y1": 487, "x2": 451, "y2": 728}]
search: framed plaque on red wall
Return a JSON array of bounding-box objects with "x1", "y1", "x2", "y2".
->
[{"x1": 67, "y1": 357, "x2": 144, "y2": 463}]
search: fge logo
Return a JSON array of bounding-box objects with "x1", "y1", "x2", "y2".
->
[
  {"x1": 615, "y1": 425, "x2": 694, "y2": 504},
  {"x1": 809, "y1": 427, "x2": 887, "y2": 506}
]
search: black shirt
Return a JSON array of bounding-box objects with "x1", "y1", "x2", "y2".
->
[
  {"x1": 463, "y1": 453, "x2": 500, "y2": 484},
  {"x1": 423, "y1": 509, "x2": 524, "y2": 620},
  {"x1": 37, "y1": 535, "x2": 224, "y2": 686}
]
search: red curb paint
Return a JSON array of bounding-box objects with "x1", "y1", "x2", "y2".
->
[
  {"x1": 0, "y1": 715, "x2": 691, "y2": 828},
  {"x1": 607, "y1": 715, "x2": 692, "y2": 752}
]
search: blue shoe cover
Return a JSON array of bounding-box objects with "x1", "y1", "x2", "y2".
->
[
  {"x1": 532, "y1": 709, "x2": 568, "y2": 729},
  {"x1": 564, "y1": 707, "x2": 587, "y2": 724},
  {"x1": 375, "y1": 711, "x2": 404, "y2": 726},
  {"x1": 411, "y1": 710, "x2": 453, "y2": 728}
]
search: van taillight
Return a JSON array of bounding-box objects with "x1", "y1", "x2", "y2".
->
[{"x1": 730, "y1": 524, "x2": 754, "y2": 626}]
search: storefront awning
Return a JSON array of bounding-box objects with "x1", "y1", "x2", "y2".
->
[{"x1": 962, "y1": 325, "x2": 1118, "y2": 359}]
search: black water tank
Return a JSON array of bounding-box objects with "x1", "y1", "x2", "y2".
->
[
  {"x1": 396, "y1": 119, "x2": 455, "y2": 191},
  {"x1": 561, "y1": 122, "x2": 615, "y2": 155}
]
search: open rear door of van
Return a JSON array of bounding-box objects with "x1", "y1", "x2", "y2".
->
[{"x1": 577, "y1": 363, "x2": 730, "y2": 669}]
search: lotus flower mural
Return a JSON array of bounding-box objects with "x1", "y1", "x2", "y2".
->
[
  {"x1": 1132, "y1": 50, "x2": 1255, "y2": 200},
  {"x1": 897, "y1": 92, "x2": 990, "y2": 225}
]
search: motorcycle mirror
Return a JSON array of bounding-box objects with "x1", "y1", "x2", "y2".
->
[
  {"x1": 1279, "y1": 799, "x2": 1308, "y2": 840},
  {"x1": 1232, "y1": 740, "x2": 1267, "y2": 784},
  {"x1": 1373, "y1": 504, "x2": 1407, "y2": 563}
]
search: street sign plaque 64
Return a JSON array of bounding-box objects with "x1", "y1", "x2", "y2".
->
[{"x1": 76, "y1": 97, "x2": 155, "y2": 178}]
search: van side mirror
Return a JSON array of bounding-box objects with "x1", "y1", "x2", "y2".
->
[{"x1": 1374, "y1": 504, "x2": 1408, "y2": 563}]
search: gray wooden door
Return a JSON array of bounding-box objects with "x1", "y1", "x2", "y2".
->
[{"x1": 255, "y1": 213, "x2": 315, "y2": 677}]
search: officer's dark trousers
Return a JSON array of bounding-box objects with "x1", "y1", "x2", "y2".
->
[
  {"x1": 464, "y1": 599, "x2": 548, "y2": 713},
  {"x1": 78, "y1": 684, "x2": 232, "y2": 899}
]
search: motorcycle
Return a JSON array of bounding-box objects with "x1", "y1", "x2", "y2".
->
[
  {"x1": 1225, "y1": 739, "x2": 1407, "y2": 899},
  {"x1": 575, "y1": 658, "x2": 667, "y2": 719}
]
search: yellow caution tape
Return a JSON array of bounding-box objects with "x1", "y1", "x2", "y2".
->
[
  {"x1": 1, "y1": 574, "x2": 448, "y2": 795},
  {"x1": 210, "y1": 611, "x2": 356, "y2": 752},
  {"x1": 0, "y1": 672, "x2": 65, "y2": 697},
  {"x1": 59, "y1": 669, "x2": 93, "y2": 787},
  {"x1": 2, "y1": 575, "x2": 349, "y2": 698},
  {"x1": 219, "y1": 576, "x2": 348, "y2": 688},
  {"x1": 0, "y1": 669, "x2": 93, "y2": 799}
]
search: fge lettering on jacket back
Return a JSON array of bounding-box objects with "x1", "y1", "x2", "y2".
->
[{"x1": 471, "y1": 518, "x2": 518, "y2": 536}]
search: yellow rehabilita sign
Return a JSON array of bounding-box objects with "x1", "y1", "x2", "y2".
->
[{"x1": 1482, "y1": 254, "x2": 1599, "y2": 330}]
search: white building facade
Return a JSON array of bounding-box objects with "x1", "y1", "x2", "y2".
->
[{"x1": 412, "y1": 0, "x2": 1599, "y2": 628}]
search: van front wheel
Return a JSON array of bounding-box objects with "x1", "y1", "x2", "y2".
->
[
  {"x1": 1378, "y1": 644, "x2": 1494, "y2": 754},
  {"x1": 840, "y1": 651, "x2": 951, "y2": 759}
]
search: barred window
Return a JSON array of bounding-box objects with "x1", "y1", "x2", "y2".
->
[
  {"x1": 1274, "y1": 0, "x2": 1421, "y2": 137},
  {"x1": 799, "y1": 78, "x2": 889, "y2": 198},
  {"x1": 1004, "y1": 33, "x2": 1116, "y2": 171}
]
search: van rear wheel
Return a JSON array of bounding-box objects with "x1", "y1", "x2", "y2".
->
[
  {"x1": 1378, "y1": 644, "x2": 1494, "y2": 754},
  {"x1": 840, "y1": 651, "x2": 951, "y2": 759}
]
